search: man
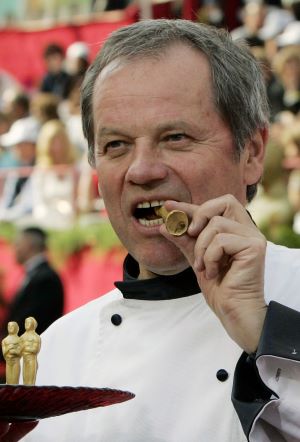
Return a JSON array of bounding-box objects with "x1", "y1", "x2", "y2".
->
[
  {"x1": 1, "y1": 227, "x2": 64, "y2": 337},
  {"x1": 22, "y1": 20, "x2": 300, "y2": 441},
  {"x1": 39, "y1": 43, "x2": 71, "y2": 100}
]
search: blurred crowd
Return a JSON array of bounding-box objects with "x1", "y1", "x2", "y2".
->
[
  {"x1": 0, "y1": 0, "x2": 299, "y2": 234},
  {"x1": 0, "y1": 40, "x2": 102, "y2": 231},
  {"x1": 227, "y1": 0, "x2": 300, "y2": 234}
]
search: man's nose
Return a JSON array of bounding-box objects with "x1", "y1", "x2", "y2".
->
[{"x1": 125, "y1": 145, "x2": 168, "y2": 186}]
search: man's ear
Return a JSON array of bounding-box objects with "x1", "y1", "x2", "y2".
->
[{"x1": 243, "y1": 127, "x2": 268, "y2": 186}]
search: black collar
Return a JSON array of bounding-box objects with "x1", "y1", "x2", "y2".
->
[{"x1": 114, "y1": 254, "x2": 200, "y2": 300}]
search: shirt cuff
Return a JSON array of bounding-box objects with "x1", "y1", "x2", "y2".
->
[{"x1": 232, "y1": 301, "x2": 300, "y2": 441}]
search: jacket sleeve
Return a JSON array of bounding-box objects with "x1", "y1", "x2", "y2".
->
[{"x1": 232, "y1": 301, "x2": 300, "y2": 442}]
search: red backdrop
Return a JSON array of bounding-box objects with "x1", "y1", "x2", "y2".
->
[{"x1": 0, "y1": 15, "x2": 135, "y2": 89}]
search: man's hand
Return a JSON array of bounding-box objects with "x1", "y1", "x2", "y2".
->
[
  {"x1": 0, "y1": 420, "x2": 38, "y2": 441},
  {"x1": 160, "y1": 195, "x2": 267, "y2": 354}
]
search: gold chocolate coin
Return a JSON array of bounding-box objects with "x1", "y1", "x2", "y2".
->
[{"x1": 155, "y1": 207, "x2": 189, "y2": 236}]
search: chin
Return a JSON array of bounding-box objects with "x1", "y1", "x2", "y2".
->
[{"x1": 134, "y1": 245, "x2": 189, "y2": 277}]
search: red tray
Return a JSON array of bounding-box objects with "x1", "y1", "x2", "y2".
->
[{"x1": 0, "y1": 385, "x2": 134, "y2": 422}]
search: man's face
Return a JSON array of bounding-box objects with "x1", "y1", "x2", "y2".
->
[
  {"x1": 46, "y1": 53, "x2": 64, "y2": 74},
  {"x1": 14, "y1": 234, "x2": 32, "y2": 265},
  {"x1": 93, "y1": 44, "x2": 262, "y2": 276}
]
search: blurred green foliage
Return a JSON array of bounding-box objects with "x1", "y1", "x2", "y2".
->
[
  {"x1": 0, "y1": 219, "x2": 299, "y2": 268},
  {"x1": 0, "y1": 220, "x2": 124, "y2": 266}
]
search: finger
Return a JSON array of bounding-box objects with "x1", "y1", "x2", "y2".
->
[
  {"x1": 193, "y1": 216, "x2": 261, "y2": 271},
  {"x1": 2, "y1": 420, "x2": 39, "y2": 442},
  {"x1": 202, "y1": 233, "x2": 266, "y2": 280}
]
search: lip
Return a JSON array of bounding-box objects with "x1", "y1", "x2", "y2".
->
[{"x1": 131, "y1": 215, "x2": 164, "y2": 235}]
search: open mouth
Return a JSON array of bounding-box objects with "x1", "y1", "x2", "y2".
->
[{"x1": 133, "y1": 200, "x2": 165, "y2": 227}]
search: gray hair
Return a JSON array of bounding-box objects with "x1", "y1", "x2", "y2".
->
[{"x1": 81, "y1": 19, "x2": 269, "y2": 201}]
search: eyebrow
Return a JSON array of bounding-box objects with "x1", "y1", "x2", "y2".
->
[
  {"x1": 95, "y1": 127, "x2": 131, "y2": 144},
  {"x1": 96, "y1": 121, "x2": 192, "y2": 139}
]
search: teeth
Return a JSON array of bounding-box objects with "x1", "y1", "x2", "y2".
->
[
  {"x1": 135, "y1": 200, "x2": 166, "y2": 227},
  {"x1": 137, "y1": 202, "x2": 151, "y2": 209},
  {"x1": 137, "y1": 200, "x2": 165, "y2": 209},
  {"x1": 138, "y1": 218, "x2": 164, "y2": 227}
]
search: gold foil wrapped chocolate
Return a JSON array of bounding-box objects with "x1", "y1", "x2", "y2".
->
[{"x1": 155, "y1": 206, "x2": 189, "y2": 236}]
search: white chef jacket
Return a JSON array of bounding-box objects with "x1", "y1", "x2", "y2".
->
[{"x1": 24, "y1": 242, "x2": 300, "y2": 442}]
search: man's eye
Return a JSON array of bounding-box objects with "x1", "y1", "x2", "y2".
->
[
  {"x1": 165, "y1": 133, "x2": 187, "y2": 142},
  {"x1": 105, "y1": 140, "x2": 126, "y2": 149}
]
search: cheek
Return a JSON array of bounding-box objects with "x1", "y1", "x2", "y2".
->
[
  {"x1": 183, "y1": 159, "x2": 242, "y2": 202},
  {"x1": 97, "y1": 167, "x2": 122, "y2": 209}
]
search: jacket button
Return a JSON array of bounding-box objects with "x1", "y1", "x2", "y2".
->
[
  {"x1": 111, "y1": 314, "x2": 122, "y2": 326},
  {"x1": 216, "y1": 369, "x2": 229, "y2": 382}
]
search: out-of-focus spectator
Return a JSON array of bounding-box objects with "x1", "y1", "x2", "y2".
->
[
  {"x1": 277, "y1": 20, "x2": 300, "y2": 47},
  {"x1": 272, "y1": 45, "x2": 300, "y2": 115},
  {"x1": 60, "y1": 73, "x2": 87, "y2": 157},
  {"x1": 65, "y1": 41, "x2": 90, "y2": 76},
  {"x1": 247, "y1": 139, "x2": 294, "y2": 229},
  {"x1": 0, "y1": 117, "x2": 39, "y2": 222},
  {"x1": 258, "y1": 6, "x2": 295, "y2": 61},
  {"x1": 250, "y1": 46, "x2": 284, "y2": 120},
  {"x1": 0, "y1": 226, "x2": 64, "y2": 343},
  {"x1": 39, "y1": 43, "x2": 72, "y2": 100},
  {"x1": 30, "y1": 92, "x2": 60, "y2": 125},
  {"x1": 4, "y1": 92, "x2": 30, "y2": 124},
  {"x1": 31, "y1": 119, "x2": 78, "y2": 229},
  {"x1": 231, "y1": 2, "x2": 266, "y2": 41},
  {"x1": 0, "y1": 69, "x2": 22, "y2": 112},
  {"x1": 281, "y1": 120, "x2": 300, "y2": 233},
  {"x1": 0, "y1": 112, "x2": 17, "y2": 169},
  {"x1": 281, "y1": 118, "x2": 300, "y2": 158},
  {"x1": 258, "y1": 7, "x2": 294, "y2": 43}
]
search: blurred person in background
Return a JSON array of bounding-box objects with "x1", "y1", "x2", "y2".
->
[
  {"x1": 282, "y1": 120, "x2": 300, "y2": 233},
  {"x1": 0, "y1": 117, "x2": 39, "y2": 222},
  {"x1": 0, "y1": 112, "x2": 17, "y2": 170},
  {"x1": 30, "y1": 119, "x2": 78, "y2": 229},
  {"x1": 30, "y1": 92, "x2": 60, "y2": 125},
  {"x1": 4, "y1": 92, "x2": 30, "y2": 124},
  {"x1": 0, "y1": 226, "x2": 64, "y2": 358},
  {"x1": 272, "y1": 44, "x2": 300, "y2": 115},
  {"x1": 39, "y1": 43, "x2": 71, "y2": 100},
  {"x1": 65, "y1": 41, "x2": 90, "y2": 77},
  {"x1": 247, "y1": 139, "x2": 294, "y2": 229},
  {"x1": 0, "y1": 69, "x2": 22, "y2": 112},
  {"x1": 60, "y1": 73, "x2": 88, "y2": 158},
  {"x1": 231, "y1": 1, "x2": 266, "y2": 41}
]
